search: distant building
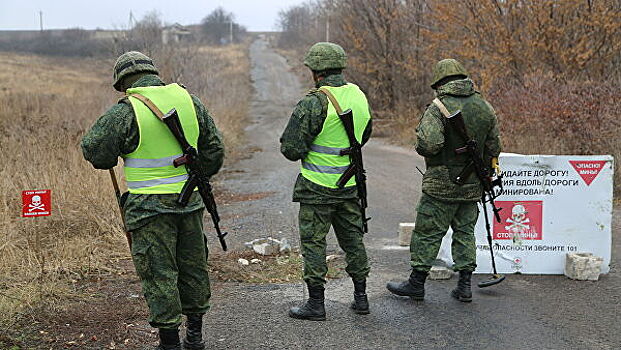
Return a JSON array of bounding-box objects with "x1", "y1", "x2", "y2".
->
[{"x1": 162, "y1": 23, "x2": 192, "y2": 45}]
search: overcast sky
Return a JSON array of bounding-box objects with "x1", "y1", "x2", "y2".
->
[{"x1": 0, "y1": 0, "x2": 305, "y2": 31}]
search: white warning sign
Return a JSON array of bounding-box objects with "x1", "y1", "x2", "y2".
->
[{"x1": 437, "y1": 154, "x2": 614, "y2": 275}]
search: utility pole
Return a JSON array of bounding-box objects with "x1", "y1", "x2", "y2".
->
[
  {"x1": 229, "y1": 20, "x2": 233, "y2": 44},
  {"x1": 129, "y1": 11, "x2": 136, "y2": 28},
  {"x1": 39, "y1": 11, "x2": 43, "y2": 32},
  {"x1": 325, "y1": 16, "x2": 330, "y2": 42}
]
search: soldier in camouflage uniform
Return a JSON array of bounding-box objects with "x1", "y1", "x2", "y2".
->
[
  {"x1": 81, "y1": 52, "x2": 224, "y2": 350},
  {"x1": 386, "y1": 59, "x2": 501, "y2": 303},
  {"x1": 280, "y1": 42, "x2": 373, "y2": 321}
]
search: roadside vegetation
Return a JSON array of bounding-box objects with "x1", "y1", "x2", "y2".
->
[
  {"x1": 0, "y1": 10, "x2": 252, "y2": 347},
  {"x1": 277, "y1": 0, "x2": 621, "y2": 192}
]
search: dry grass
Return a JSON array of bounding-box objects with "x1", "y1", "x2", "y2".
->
[{"x1": 0, "y1": 43, "x2": 251, "y2": 337}]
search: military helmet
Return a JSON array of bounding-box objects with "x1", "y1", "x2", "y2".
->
[
  {"x1": 303, "y1": 42, "x2": 347, "y2": 71},
  {"x1": 113, "y1": 51, "x2": 159, "y2": 91},
  {"x1": 430, "y1": 58, "x2": 469, "y2": 88}
]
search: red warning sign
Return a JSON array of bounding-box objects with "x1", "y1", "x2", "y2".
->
[
  {"x1": 493, "y1": 201, "x2": 543, "y2": 240},
  {"x1": 569, "y1": 160, "x2": 607, "y2": 186},
  {"x1": 22, "y1": 190, "x2": 51, "y2": 217}
]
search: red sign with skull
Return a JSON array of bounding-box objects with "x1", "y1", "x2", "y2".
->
[
  {"x1": 493, "y1": 200, "x2": 543, "y2": 241},
  {"x1": 22, "y1": 190, "x2": 51, "y2": 217}
]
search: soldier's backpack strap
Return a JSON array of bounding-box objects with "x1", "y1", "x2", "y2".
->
[
  {"x1": 127, "y1": 93, "x2": 166, "y2": 121},
  {"x1": 432, "y1": 98, "x2": 451, "y2": 118},
  {"x1": 318, "y1": 87, "x2": 344, "y2": 115}
]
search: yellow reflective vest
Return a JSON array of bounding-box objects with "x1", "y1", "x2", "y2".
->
[
  {"x1": 301, "y1": 83, "x2": 371, "y2": 189},
  {"x1": 123, "y1": 83, "x2": 199, "y2": 194}
]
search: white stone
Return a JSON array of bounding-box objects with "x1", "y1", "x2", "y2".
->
[
  {"x1": 250, "y1": 258, "x2": 262, "y2": 264},
  {"x1": 428, "y1": 266, "x2": 454, "y2": 280},
  {"x1": 253, "y1": 242, "x2": 280, "y2": 256},
  {"x1": 326, "y1": 254, "x2": 341, "y2": 262},
  {"x1": 245, "y1": 237, "x2": 285, "y2": 256},
  {"x1": 279, "y1": 238, "x2": 292, "y2": 253},
  {"x1": 238, "y1": 258, "x2": 249, "y2": 266},
  {"x1": 399, "y1": 223, "x2": 415, "y2": 246},
  {"x1": 564, "y1": 252, "x2": 603, "y2": 281}
]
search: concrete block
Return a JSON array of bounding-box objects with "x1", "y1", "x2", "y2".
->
[
  {"x1": 428, "y1": 266, "x2": 454, "y2": 280},
  {"x1": 564, "y1": 252, "x2": 603, "y2": 281},
  {"x1": 399, "y1": 223, "x2": 415, "y2": 246}
]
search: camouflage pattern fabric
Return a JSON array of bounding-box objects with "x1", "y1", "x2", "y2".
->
[
  {"x1": 280, "y1": 73, "x2": 372, "y2": 204},
  {"x1": 410, "y1": 193, "x2": 478, "y2": 272},
  {"x1": 113, "y1": 51, "x2": 159, "y2": 91},
  {"x1": 81, "y1": 74, "x2": 225, "y2": 231},
  {"x1": 131, "y1": 209, "x2": 211, "y2": 329},
  {"x1": 416, "y1": 78, "x2": 501, "y2": 202},
  {"x1": 430, "y1": 58, "x2": 469, "y2": 88},
  {"x1": 299, "y1": 202, "x2": 370, "y2": 287},
  {"x1": 303, "y1": 42, "x2": 347, "y2": 71}
]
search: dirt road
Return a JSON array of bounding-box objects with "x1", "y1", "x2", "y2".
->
[{"x1": 204, "y1": 39, "x2": 620, "y2": 349}]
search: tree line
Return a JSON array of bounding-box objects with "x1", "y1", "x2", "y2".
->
[
  {"x1": 277, "y1": 0, "x2": 621, "y2": 191},
  {"x1": 0, "y1": 7, "x2": 247, "y2": 58}
]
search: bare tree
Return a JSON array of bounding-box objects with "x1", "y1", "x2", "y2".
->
[{"x1": 201, "y1": 7, "x2": 246, "y2": 45}]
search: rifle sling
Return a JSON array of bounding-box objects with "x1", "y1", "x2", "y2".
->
[
  {"x1": 432, "y1": 98, "x2": 451, "y2": 118},
  {"x1": 318, "y1": 87, "x2": 344, "y2": 115},
  {"x1": 127, "y1": 93, "x2": 166, "y2": 121}
]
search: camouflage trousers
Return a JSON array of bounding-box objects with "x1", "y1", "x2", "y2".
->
[
  {"x1": 410, "y1": 193, "x2": 479, "y2": 272},
  {"x1": 131, "y1": 210, "x2": 211, "y2": 329},
  {"x1": 299, "y1": 201, "x2": 370, "y2": 287}
]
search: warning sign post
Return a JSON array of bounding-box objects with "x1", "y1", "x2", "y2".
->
[
  {"x1": 22, "y1": 189, "x2": 52, "y2": 217},
  {"x1": 436, "y1": 154, "x2": 614, "y2": 275}
]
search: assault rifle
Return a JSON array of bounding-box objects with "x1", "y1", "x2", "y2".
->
[
  {"x1": 336, "y1": 109, "x2": 370, "y2": 233},
  {"x1": 162, "y1": 108, "x2": 228, "y2": 251},
  {"x1": 446, "y1": 109, "x2": 505, "y2": 288}
]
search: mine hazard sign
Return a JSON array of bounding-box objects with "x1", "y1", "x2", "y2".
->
[
  {"x1": 22, "y1": 189, "x2": 51, "y2": 217},
  {"x1": 493, "y1": 200, "x2": 543, "y2": 241},
  {"x1": 569, "y1": 160, "x2": 607, "y2": 185}
]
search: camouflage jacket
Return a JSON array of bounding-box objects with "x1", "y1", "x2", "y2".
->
[
  {"x1": 81, "y1": 74, "x2": 225, "y2": 230},
  {"x1": 416, "y1": 78, "x2": 501, "y2": 202},
  {"x1": 280, "y1": 74, "x2": 373, "y2": 204}
]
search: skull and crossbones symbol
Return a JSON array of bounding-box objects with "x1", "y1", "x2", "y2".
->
[
  {"x1": 28, "y1": 195, "x2": 45, "y2": 212},
  {"x1": 505, "y1": 204, "x2": 530, "y2": 233}
]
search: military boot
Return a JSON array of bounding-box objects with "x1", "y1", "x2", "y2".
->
[
  {"x1": 155, "y1": 328, "x2": 181, "y2": 350},
  {"x1": 386, "y1": 270, "x2": 427, "y2": 300},
  {"x1": 183, "y1": 314, "x2": 205, "y2": 350},
  {"x1": 451, "y1": 271, "x2": 473, "y2": 302},
  {"x1": 350, "y1": 279, "x2": 370, "y2": 315},
  {"x1": 289, "y1": 284, "x2": 326, "y2": 321}
]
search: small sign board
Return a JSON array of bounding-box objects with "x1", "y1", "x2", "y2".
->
[{"x1": 22, "y1": 189, "x2": 51, "y2": 217}]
